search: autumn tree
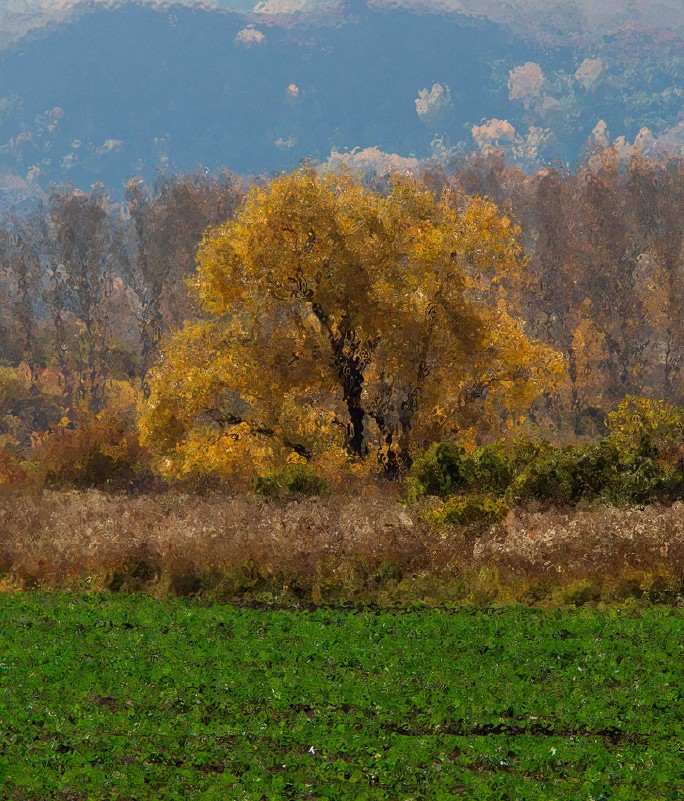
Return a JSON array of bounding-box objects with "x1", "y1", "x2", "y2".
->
[{"x1": 139, "y1": 169, "x2": 562, "y2": 481}]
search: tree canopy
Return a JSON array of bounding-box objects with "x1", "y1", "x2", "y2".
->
[{"x1": 139, "y1": 169, "x2": 563, "y2": 481}]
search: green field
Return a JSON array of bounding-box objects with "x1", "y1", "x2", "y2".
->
[{"x1": 0, "y1": 596, "x2": 682, "y2": 800}]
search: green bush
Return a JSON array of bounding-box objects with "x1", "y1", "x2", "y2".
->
[
  {"x1": 508, "y1": 434, "x2": 554, "y2": 472},
  {"x1": 254, "y1": 464, "x2": 327, "y2": 498},
  {"x1": 462, "y1": 442, "x2": 513, "y2": 495},
  {"x1": 408, "y1": 402, "x2": 684, "y2": 513},
  {"x1": 606, "y1": 457, "x2": 666, "y2": 504},
  {"x1": 507, "y1": 450, "x2": 576, "y2": 506},
  {"x1": 407, "y1": 441, "x2": 466, "y2": 500},
  {"x1": 407, "y1": 439, "x2": 512, "y2": 499},
  {"x1": 402, "y1": 476, "x2": 428, "y2": 505},
  {"x1": 253, "y1": 473, "x2": 282, "y2": 497},
  {"x1": 507, "y1": 440, "x2": 622, "y2": 507},
  {"x1": 660, "y1": 464, "x2": 684, "y2": 500},
  {"x1": 569, "y1": 439, "x2": 621, "y2": 499}
]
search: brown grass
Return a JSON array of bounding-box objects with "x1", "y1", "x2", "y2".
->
[{"x1": 0, "y1": 489, "x2": 682, "y2": 605}]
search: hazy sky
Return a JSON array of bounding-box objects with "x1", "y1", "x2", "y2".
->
[{"x1": 2, "y1": 0, "x2": 682, "y2": 47}]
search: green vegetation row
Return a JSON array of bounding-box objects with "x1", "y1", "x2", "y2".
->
[
  {"x1": 1, "y1": 595, "x2": 682, "y2": 800},
  {"x1": 4, "y1": 391, "x2": 684, "y2": 506},
  {"x1": 402, "y1": 395, "x2": 684, "y2": 526},
  {"x1": 253, "y1": 395, "x2": 684, "y2": 513}
]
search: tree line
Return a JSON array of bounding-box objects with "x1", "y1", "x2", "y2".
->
[
  {"x1": 0, "y1": 148, "x2": 681, "y2": 488},
  {"x1": 424, "y1": 148, "x2": 684, "y2": 435}
]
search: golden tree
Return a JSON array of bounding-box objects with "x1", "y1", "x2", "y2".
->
[{"x1": 139, "y1": 169, "x2": 563, "y2": 480}]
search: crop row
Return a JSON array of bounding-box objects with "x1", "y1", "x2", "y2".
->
[{"x1": 0, "y1": 596, "x2": 682, "y2": 799}]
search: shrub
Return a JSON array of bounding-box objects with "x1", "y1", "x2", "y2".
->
[
  {"x1": 606, "y1": 395, "x2": 684, "y2": 467},
  {"x1": 253, "y1": 473, "x2": 281, "y2": 497},
  {"x1": 0, "y1": 446, "x2": 33, "y2": 491},
  {"x1": 569, "y1": 439, "x2": 621, "y2": 499},
  {"x1": 600, "y1": 396, "x2": 684, "y2": 503},
  {"x1": 425, "y1": 494, "x2": 509, "y2": 528},
  {"x1": 507, "y1": 440, "x2": 622, "y2": 507},
  {"x1": 407, "y1": 403, "x2": 684, "y2": 513},
  {"x1": 505, "y1": 436, "x2": 684, "y2": 507},
  {"x1": 34, "y1": 403, "x2": 151, "y2": 490},
  {"x1": 462, "y1": 442, "x2": 513, "y2": 495},
  {"x1": 406, "y1": 441, "x2": 466, "y2": 500},
  {"x1": 402, "y1": 476, "x2": 428, "y2": 505},
  {"x1": 254, "y1": 464, "x2": 327, "y2": 498},
  {"x1": 0, "y1": 366, "x2": 65, "y2": 451},
  {"x1": 508, "y1": 433, "x2": 554, "y2": 472},
  {"x1": 606, "y1": 457, "x2": 666, "y2": 504},
  {"x1": 507, "y1": 450, "x2": 576, "y2": 506},
  {"x1": 660, "y1": 464, "x2": 684, "y2": 500}
]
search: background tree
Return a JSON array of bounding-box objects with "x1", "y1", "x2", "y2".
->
[
  {"x1": 0, "y1": 208, "x2": 44, "y2": 374},
  {"x1": 140, "y1": 169, "x2": 563, "y2": 481},
  {"x1": 436, "y1": 149, "x2": 684, "y2": 435},
  {"x1": 46, "y1": 185, "x2": 129, "y2": 413},
  {"x1": 0, "y1": 208, "x2": 65, "y2": 448},
  {"x1": 123, "y1": 171, "x2": 244, "y2": 383}
]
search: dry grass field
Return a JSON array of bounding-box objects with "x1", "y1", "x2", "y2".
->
[{"x1": 0, "y1": 490, "x2": 682, "y2": 605}]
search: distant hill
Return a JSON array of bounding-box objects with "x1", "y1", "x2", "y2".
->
[
  {"x1": 3, "y1": 1, "x2": 682, "y2": 50},
  {"x1": 0, "y1": 1, "x2": 680, "y2": 196}
]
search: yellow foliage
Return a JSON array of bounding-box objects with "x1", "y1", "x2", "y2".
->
[
  {"x1": 140, "y1": 169, "x2": 563, "y2": 479},
  {"x1": 607, "y1": 395, "x2": 684, "y2": 466}
]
